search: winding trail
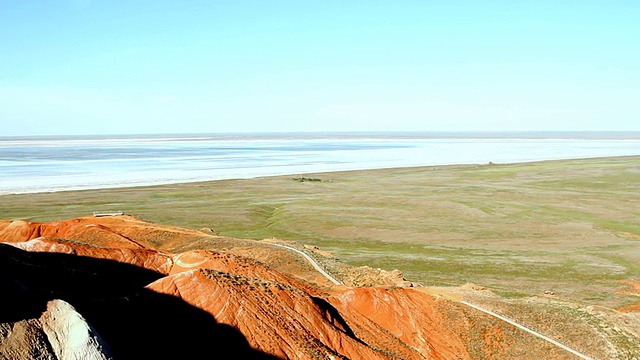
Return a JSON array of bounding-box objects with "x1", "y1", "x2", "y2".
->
[
  {"x1": 270, "y1": 243, "x2": 343, "y2": 286},
  {"x1": 461, "y1": 301, "x2": 593, "y2": 360},
  {"x1": 270, "y1": 242, "x2": 593, "y2": 359}
]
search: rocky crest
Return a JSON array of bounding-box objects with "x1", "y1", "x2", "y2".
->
[{"x1": 0, "y1": 216, "x2": 581, "y2": 359}]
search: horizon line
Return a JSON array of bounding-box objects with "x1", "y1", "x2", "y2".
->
[{"x1": 3, "y1": 130, "x2": 640, "y2": 141}]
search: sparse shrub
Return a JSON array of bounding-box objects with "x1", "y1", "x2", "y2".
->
[{"x1": 292, "y1": 176, "x2": 322, "y2": 182}]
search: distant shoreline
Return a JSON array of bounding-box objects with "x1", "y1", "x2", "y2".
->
[
  {"x1": 3, "y1": 133, "x2": 639, "y2": 195},
  {"x1": 2, "y1": 154, "x2": 639, "y2": 196}
]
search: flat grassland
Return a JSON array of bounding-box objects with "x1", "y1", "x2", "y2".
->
[{"x1": 2, "y1": 156, "x2": 639, "y2": 309}]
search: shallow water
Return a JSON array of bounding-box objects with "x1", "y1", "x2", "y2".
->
[{"x1": 1, "y1": 132, "x2": 639, "y2": 194}]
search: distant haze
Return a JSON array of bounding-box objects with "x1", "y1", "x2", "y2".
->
[{"x1": 1, "y1": 1, "x2": 639, "y2": 136}]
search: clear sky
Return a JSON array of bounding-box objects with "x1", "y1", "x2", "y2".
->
[{"x1": 1, "y1": 1, "x2": 639, "y2": 136}]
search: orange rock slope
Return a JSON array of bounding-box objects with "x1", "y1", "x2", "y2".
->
[{"x1": 0, "y1": 216, "x2": 553, "y2": 359}]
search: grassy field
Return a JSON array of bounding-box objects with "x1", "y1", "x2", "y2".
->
[{"x1": 2, "y1": 156, "x2": 639, "y2": 309}]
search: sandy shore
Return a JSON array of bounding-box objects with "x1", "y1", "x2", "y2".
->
[
  {"x1": 3, "y1": 133, "x2": 640, "y2": 195},
  {"x1": 4, "y1": 154, "x2": 640, "y2": 196}
]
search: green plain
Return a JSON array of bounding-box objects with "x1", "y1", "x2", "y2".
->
[{"x1": 2, "y1": 156, "x2": 639, "y2": 308}]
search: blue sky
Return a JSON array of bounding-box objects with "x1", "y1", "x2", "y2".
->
[{"x1": 1, "y1": 1, "x2": 639, "y2": 135}]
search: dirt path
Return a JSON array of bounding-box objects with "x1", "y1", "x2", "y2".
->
[
  {"x1": 270, "y1": 243, "x2": 343, "y2": 285},
  {"x1": 270, "y1": 242, "x2": 593, "y2": 359},
  {"x1": 460, "y1": 300, "x2": 593, "y2": 360}
]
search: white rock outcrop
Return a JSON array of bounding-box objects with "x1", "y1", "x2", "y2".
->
[{"x1": 39, "y1": 300, "x2": 112, "y2": 360}]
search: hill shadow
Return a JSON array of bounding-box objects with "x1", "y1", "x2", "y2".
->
[{"x1": 0, "y1": 244, "x2": 280, "y2": 359}]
